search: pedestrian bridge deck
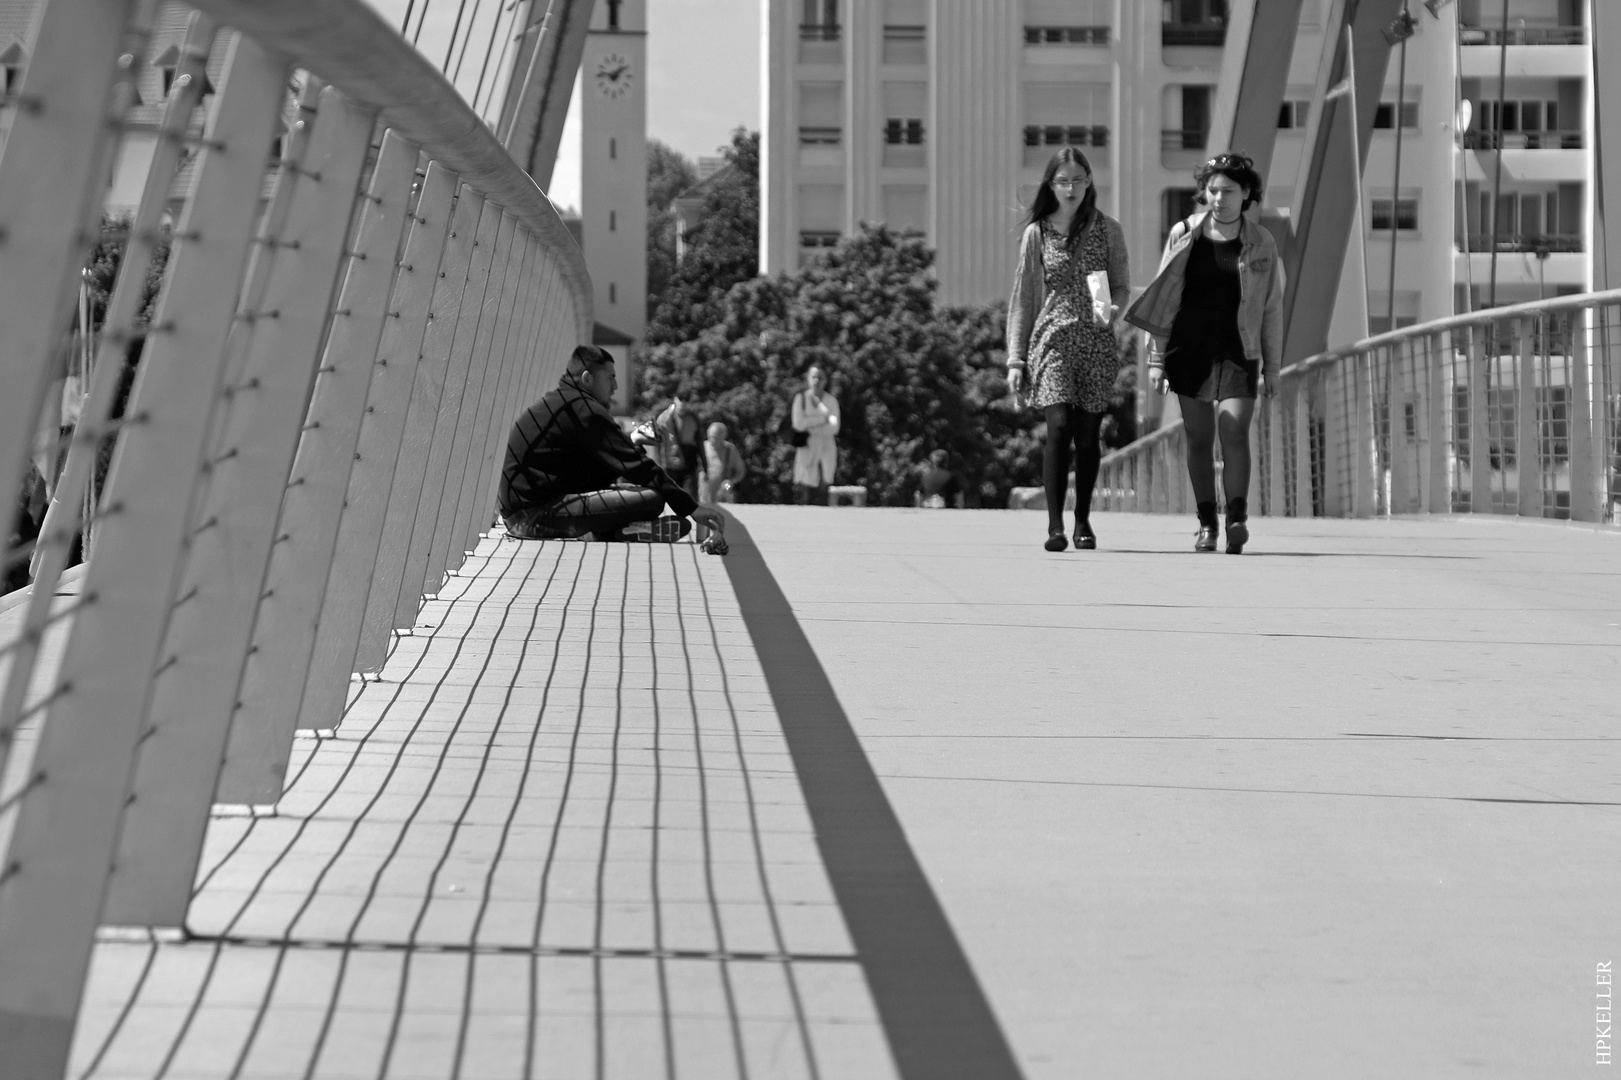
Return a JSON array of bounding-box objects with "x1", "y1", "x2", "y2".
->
[{"x1": 10, "y1": 506, "x2": 1619, "y2": 1079}]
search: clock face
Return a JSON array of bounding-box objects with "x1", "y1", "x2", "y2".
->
[{"x1": 595, "y1": 52, "x2": 633, "y2": 99}]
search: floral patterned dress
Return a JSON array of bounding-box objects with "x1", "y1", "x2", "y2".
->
[{"x1": 1006, "y1": 214, "x2": 1131, "y2": 412}]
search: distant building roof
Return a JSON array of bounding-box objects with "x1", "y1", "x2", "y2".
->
[
  {"x1": 593, "y1": 321, "x2": 634, "y2": 346},
  {"x1": 673, "y1": 161, "x2": 737, "y2": 210}
]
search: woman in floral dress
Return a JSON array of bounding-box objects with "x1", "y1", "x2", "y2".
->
[{"x1": 1006, "y1": 147, "x2": 1131, "y2": 552}]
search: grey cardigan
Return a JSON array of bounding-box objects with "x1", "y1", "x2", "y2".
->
[{"x1": 1005, "y1": 213, "x2": 1130, "y2": 370}]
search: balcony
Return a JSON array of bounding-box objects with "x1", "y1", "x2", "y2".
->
[
  {"x1": 1461, "y1": 233, "x2": 1582, "y2": 254},
  {"x1": 1162, "y1": 128, "x2": 1208, "y2": 151},
  {"x1": 1460, "y1": 26, "x2": 1584, "y2": 46},
  {"x1": 799, "y1": 23, "x2": 840, "y2": 41},
  {"x1": 798, "y1": 22, "x2": 841, "y2": 64},
  {"x1": 1024, "y1": 26, "x2": 1110, "y2": 46},
  {"x1": 799, "y1": 126, "x2": 841, "y2": 146},
  {"x1": 1024, "y1": 124, "x2": 1109, "y2": 148},
  {"x1": 883, "y1": 24, "x2": 926, "y2": 65},
  {"x1": 1464, "y1": 129, "x2": 1583, "y2": 150},
  {"x1": 1162, "y1": 23, "x2": 1226, "y2": 47}
]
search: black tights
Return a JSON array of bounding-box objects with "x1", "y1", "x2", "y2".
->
[{"x1": 1044, "y1": 404, "x2": 1105, "y2": 533}]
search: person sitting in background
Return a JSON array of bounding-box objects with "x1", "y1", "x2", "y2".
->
[
  {"x1": 918, "y1": 449, "x2": 964, "y2": 508},
  {"x1": 700, "y1": 422, "x2": 746, "y2": 505},
  {"x1": 653, "y1": 393, "x2": 702, "y2": 502},
  {"x1": 499, "y1": 345, "x2": 726, "y2": 542}
]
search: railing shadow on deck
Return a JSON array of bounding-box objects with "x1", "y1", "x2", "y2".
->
[{"x1": 1099, "y1": 290, "x2": 1621, "y2": 526}]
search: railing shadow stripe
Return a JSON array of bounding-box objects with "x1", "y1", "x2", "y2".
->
[{"x1": 720, "y1": 517, "x2": 1024, "y2": 1080}]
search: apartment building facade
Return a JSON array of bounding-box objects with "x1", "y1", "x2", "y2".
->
[{"x1": 760, "y1": 0, "x2": 1595, "y2": 341}]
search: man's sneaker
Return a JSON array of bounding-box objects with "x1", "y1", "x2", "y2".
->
[{"x1": 620, "y1": 515, "x2": 692, "y2": 543}]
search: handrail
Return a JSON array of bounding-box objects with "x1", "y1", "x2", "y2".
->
[
  {"x1": 189, "y1": 0, "x2": 593, "y2": 342},
  {"x1": 1101, "y1": 288, "x2": 1621, "y2": 525},
  {"x1": 1283, "y1": 287, "x2": 1621, "y2": 377}
]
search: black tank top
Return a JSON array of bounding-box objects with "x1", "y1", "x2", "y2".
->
[{"x1": 1166, "y1": 232, "x2": 1246, "y2": 364}]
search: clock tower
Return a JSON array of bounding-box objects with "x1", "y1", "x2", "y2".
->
[{"x1": 576, "y1": 0, "x2": 646, "y2": 410}]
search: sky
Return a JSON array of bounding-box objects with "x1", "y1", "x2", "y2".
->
[{"x1": 363, "y1": 0, "x2": 761, "y2": 214}]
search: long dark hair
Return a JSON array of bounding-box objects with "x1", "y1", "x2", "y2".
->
[{"x1": 1025, "y1": 147, "x2": 1097, "y2": 245}]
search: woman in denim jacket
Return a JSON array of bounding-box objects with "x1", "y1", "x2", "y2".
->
[{"x1": 1124, "y1": 152, "x2": 1284, "y2": 554}]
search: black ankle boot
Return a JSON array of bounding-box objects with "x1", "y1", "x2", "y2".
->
[
  {"x1": 1195, "y1": 502, "x2": 1218, "y2": 552},
  {"x1": 1225, "y1": 497, "x2": 1249, "y2": 554}
]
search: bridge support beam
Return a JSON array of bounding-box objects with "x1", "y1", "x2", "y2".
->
[
  {"x1": 1280, "y1": 0, "x2": 1405, "y2": 365},
  {"x1": 1206, "y1": 0, "x2": 1306, "y2": 186},
  {"x1": 497, "y1": 0, "x2": 595, "y2": 186}
]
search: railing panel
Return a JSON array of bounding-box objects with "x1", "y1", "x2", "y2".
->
[
  {"x1": 297, "y1": 159, "x2": 458, "y2": 730},
  {"x1": 356, "y1": 185, "x2": 484, "y2": 671},
  {"x1": 393, "y1": 195, "x2": 502, "y2": 627},
  {"x1": 425, "y1": 211, "x2": 518, "y2": 591},
  {"x1": 205, "y1": 86, "x2": 378, "y2": 805},
  {"x1": 95, "y1": 33, "x2": 297, "y2": 930},
  {"x1": 1106, "y1": 292, "x2": 1621, "y2": 526},
  {"x1": 0, "y1": 13, "x2": 273, "y2": 1068},
  {"x1": 452, "y1": 232, "x2": 534, "y2": 562},
  {"x1": 0, "y1": 1, "x2": 138, "y2": 630}
]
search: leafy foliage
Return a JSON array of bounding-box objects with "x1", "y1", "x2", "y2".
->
[
  {"x1": 638, "y1": 222, "x2": 1047, "y2": 506},
  {"x1": 85, "y1": 213, "x2": 169, "y2": 330},
  {"x1": 642, "y1": 128, "x2": 759, "y2": 348},
  {"x1": 645, "y1": 138, "x2": 697, "y2": 321}
]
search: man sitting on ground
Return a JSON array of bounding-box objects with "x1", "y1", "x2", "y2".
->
[{"x1": 499, "y1": 345, "x2": 726, "y2": 542}]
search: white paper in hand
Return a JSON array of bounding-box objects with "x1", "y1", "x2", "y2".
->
[{"x1": 1086, "y1": 270, "x2": 1111, "y2": 326}]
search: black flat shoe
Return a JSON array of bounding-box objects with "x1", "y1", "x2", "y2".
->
[
  {"x1": 1044, "y1": 529, "x2": 1068, "y2": 552},
  {"x1": 1073, "y1": 523, "x2": 1096, "y2": 550},
  {"x1": 1194, "y1": 525, "x2": 1218, "y2": 552},
  {"x1": 1225, "y1": 519, "x2": 1248, "y2": 555}
]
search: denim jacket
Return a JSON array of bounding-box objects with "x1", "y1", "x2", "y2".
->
[{"x1": 1123, "y1": 211, "x2": 1286, "y2": 382}]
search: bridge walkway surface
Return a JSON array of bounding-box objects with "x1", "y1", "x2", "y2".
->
[{"x1": 23, "y1": 506, "x2": 1620, "y2": 1078}]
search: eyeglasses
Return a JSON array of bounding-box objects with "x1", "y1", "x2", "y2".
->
[{"x1": 1051, "y1": 177, "x2": 1091, "y2": 189}]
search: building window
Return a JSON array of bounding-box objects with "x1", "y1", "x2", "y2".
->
[
  {"x1": 1163, "y1": 85, "x2": 1213, "y2": 150},
  {"x1": 883, "y1": 22, "x2": 926, "y2": 63},
  {"x1": 799, "y1": 126, "x2": 842, "y2": 145},
  {"x1": 800, "y1": 230, "x2": 840, "y2": 249},
  {"x1": 1163, "y1": 0, "x2": 1227, "y2": 46},
  {"x1": 1023, "y1": 125, "x2": 1109, "y2": 148},
  {"x1": 608, "y1": 282, "x2": 617, "y2": 304},
  {"x1": 1372, "y1": 100, "x2": 1419, "y2": 129},
  {"x1": 801, "y1": 0, "x2": 839, "y2": 41},
  {"x1": 884, "y1": 24, "x2": 925, "y2": 41},
  {"x1": 885, "y1": 118, "x2": 924, "y2": 145},
  {"x1": 609, "y1": 210, "x2": 616, "y2": 231},
  {"x1": 1370, "y1": 198, "x2": 1419, "y2": 231},
  {"x1": 1277, "y1": 100, "x2": 1310, "y2": 129},
  {"x1": 1024, "y1": 26, "x2": 1110, "y2": 45},
  {"x1": 0, "y1": 44, "x2": 25, "y2": 94},
  {"x1": 1468, "y1": 98, "x2": 1581, "y2": 149},
  {"x1": 606, "y1": 0, "x2": 621, "y2": 30},
  {"x1": 609, "y1": 137, "x2": 617, "y2": 159},
  {"x1": 1162, "y1": 187, "x2": 1199, "y2": 242}
]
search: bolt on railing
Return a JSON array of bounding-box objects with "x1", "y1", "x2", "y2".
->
[
  {"x1": 1099, "y1": 291, "x2": 1621, "y2": 525},
  {"x1": 0, "y1": 0, "x2": 589, "y2": 1073}
]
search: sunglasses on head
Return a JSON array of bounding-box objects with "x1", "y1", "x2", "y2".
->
[{"x1": 1205, "y1": 153, "x2": 1253, "y2": 170}]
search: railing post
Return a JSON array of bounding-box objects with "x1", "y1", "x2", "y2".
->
[
  {"x1": 356, "y1": 186, "x2": 485, "y2": 671},
  {"x1": 1567, "y1": 308, "x2": 1598, "y2": 521},
  {"x1": 392, "y1": 196, "x2": 502, "y2": 626},
  {"x1": 92, "y1": 36, "x2": 298, "y2": 929},
  {"x1": 1426, "y1": 331, "x2": 1450, "y2": 513},
  {"x1": 454, "y1": 234, "x2": 536, "y2": 558},
  {"x1": 1515, "y1": 317, "x2": 1540, "y2": 516},
  {"x1": 297, "y1": 158, "x2": 459, "y2": 731},
  {"x1": 1295, "y1": 373, "x2": 1315, "y2": 516},
  {"x1": 1387, "y1": 346, "x2": 1413, "y2": 515},
  {"x1": 1353, "y1": 353, "x2": 1377, "y2": 517},
  {"x1": 1266, "y1": 391, "x2": 1287, "y2": 516},
  {"x1": 1469, "y1": 326, "x2": 1492, "y2": 513}
]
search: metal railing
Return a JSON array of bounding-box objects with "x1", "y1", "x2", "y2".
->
[
  {"x1": 1464, "y1": 129, "x2": 1584, "y2": 150},
  {"x1": 1461, "y1": 25, "x2": 1585, "y2": 46},
  {"x1": 1099, "y1": 292, "x2": 1621, "y2": 524},
  {"x1": 0, "y1": 1, "x2": 590, "y2": 1072},
  {"x1": 1461, "y1": 232, "x2": 1583, "y2": 254}
]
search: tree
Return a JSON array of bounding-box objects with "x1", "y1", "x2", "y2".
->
[
  {"x1": 638, "y1": 223, "x2": 1045, "y2": 506},
  {"x1": 645, "y1": 138, "x2": 697, "y2": 321},
  {"x1": 642, "y1": 128, "x2": 759, "y2": 348}
]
